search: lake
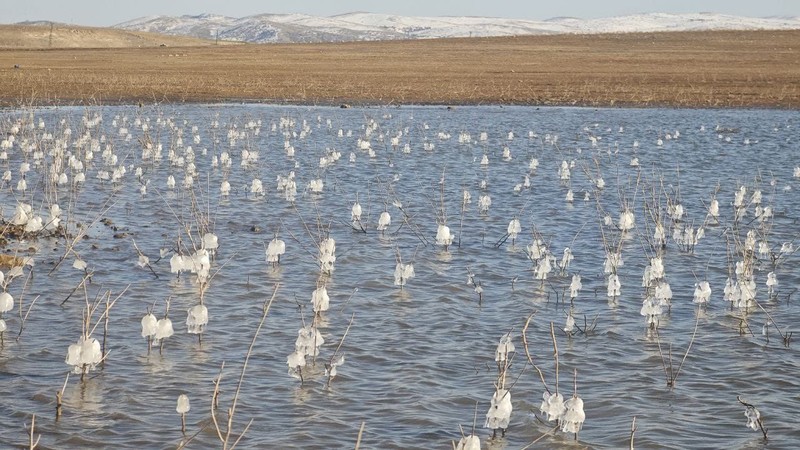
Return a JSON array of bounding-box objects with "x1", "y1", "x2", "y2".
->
[{"x1": 0, "y1": 104, "x2": 797, "y2": 449}]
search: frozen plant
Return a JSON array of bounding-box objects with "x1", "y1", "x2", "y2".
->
[
  {"x1": 324, "y1": 354, "x2": 345, "y2": 381},
  {"x1": 527, "y1": 239, "x2": 546, "y2": 261},
  {"x1": 766, "y1": 272, "x2": 778, "y2": 296},
  {"x1": 462, "y1": 189, "x2": 471, "y2": 205},
  {"x1": 507, "y1": 218, "x2": 521, "y2": 245},
  {"x1": 641, "y1": 296, "x2": 662, "y2": 328},
  {"x1": 176, "y1": 394, "x2": 190, "y2": 433},
  {"x1": 455, "y1": 434, "x2": 480, "y2": 450},
  {"x1": 394, "y1": 262, "x2": 415, "y2": 288},
  {"x1": 318, "y1": 237, "x2": 336, "y2": 274},
  {"x1": 351, "y1": 198, "x2": 363, "y2": 229},
  {"x1": 287, "y1": 323, "x2": 324, "y2": 382},
  {"x1": 494, "y1": 333, "x2": 515, "y2": 367},
  {"x1": 693, "y1": 281, "x2": 711, "y2": 304},
  {"x1": 436, "y1": 223, "x2": 454, "y2": 250},
  {"x1": 249, "y1": 178, "x2": 264, "y2": 196},
  {"x1": 618, "y1": 209, "x2": 635, "y2": 231},
  {"x1": 377, "y1": 210, "x2": 391, "y2": 232},
  {"x1": 655, "y1": 281, "x2": 673, "y2": 309},
  {"x1": 737, "y1": 396, "x2": 768, "y2": 440},
  {"x1": 484, "y1": 388, "x2": 512, "y2": 438},
  {"x1": 153, "y1": 299, "x2": 174, "y2": 354},
  {"x1": 0, "y1": 291, "x2": 13, "y2": 315},
  {"x1": 65, "y1": 336, "x2": 102, "y2": 376},
  {"x1": 569, "y1": 274, "x2": 582, "y2": 300},
  {"x1": 607, "y1": 274, "x2": 621, "y2": 298},
  {"x1": 564, "y1": 310, "x2": 576, "y2": 334},
  {"x1": 311, "y1": 285, "x2": 330, "y2": 314},
  {"x1": 561, "y1": 395, "x2": 586, "y2": 436},
  {"x1": 141, "y1": 311, "x2": 158, "y2": 353},
  {"x1": 534, "y1": 252, "x2": 553, "y2": 281},
  {"x1": 478, "y1": 194, "x2": 491, "y2": 214},
  {"x1": 560, "y1": 369, "x2": 586, "y2": 438},
  {"x1": 266, "y1": 235, "x2": 286, "y2": 266},
  {"x1": 603, "y1": 251, "x2": 623, "y2": 274},
  {"x1": 559, "y1": 248, "x2": 574, "y2": 273},
  {"x1": 540, "y1": 391, "x2": 566, "y2": 422},
  {"x1": 186, "y1": 304, "x2": 209, "y2": 335},
  {"x1": 558, "y1": 160, "x2": 570, "y2": 180}
]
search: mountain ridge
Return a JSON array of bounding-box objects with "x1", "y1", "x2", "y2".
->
[{"x1": 111, "y1": 12, "x2": 800, "y2": 44}]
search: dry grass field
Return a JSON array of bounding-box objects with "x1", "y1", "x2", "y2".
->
[
  {"x1": 0, "y1": 27, "x2": 798, "y2": 107},
  {"x1": 0, "y1": 24, "x2": 222, "y2": 49}
]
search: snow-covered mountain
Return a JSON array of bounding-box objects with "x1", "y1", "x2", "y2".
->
[{"x1": 114, "y1": 12, "x2": 800, "y2": 44}]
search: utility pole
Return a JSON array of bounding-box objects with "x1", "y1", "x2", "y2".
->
[{"x1": 49, "y1": 22, "x2": 54, "y2": 47}]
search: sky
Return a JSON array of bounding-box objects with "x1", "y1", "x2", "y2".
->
[{"x1": 5, "y1": 0, "x2": 799, "y2": 26}]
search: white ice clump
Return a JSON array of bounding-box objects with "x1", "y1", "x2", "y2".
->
[
  {"x1": 507, "y1": 218, "x2": 521, "y2": 242},
  {"x1": 176, "y1": 394, "x2": 190, "y2": 414},
  {"x1": 377, "y1": 211, "x2": 391, "y2": 231},
  {"x1": 607, "y1": 274, "x2": 621, "y2": 297},
  {"x1": 394, "y1": 263, "x2": 415, "y2": 287},
  {"x1": 693, "y1": 281, "x2": 711, "y2": 304},
  {"x1": 744, "y1": 404, "x2": 760, "y2": 431},
  {"x1": 318, "y1": 237, "x2": 336, "y2": 273},
  {"x1": 569, "y1": 274, "x2": 582, "y2": 298},
  {"x1": 186, "y1": 304, "x2": 209, "y2": 334},
  {"x1": 540, "y1": 391, "x2": 566, "y2": 422},
  {"x1": 141, "y1": 313, "x2": 157, "y2": 338},
  {"x1": 202, "y1": 233, "x2": 219, "y2": 251},
  {"x1": 484, "y1": 388, "x2": 512, "y2": 431},
  {"x1": 11, "y1": 203, "x2": 33, "y2": 226},
  {"x1": 266, "y1": 237, "x2": 286, "y2": 264},
  {"x1": 564, "y1": 311, "x2": 576, "y2": 333},
  {"x1": 618, "y1": 209, "x2": 635, "y2": 231},
  {"x1": 766, "y1": 272, "x2": 778, "y2": 295},
  {"x1": 65, "y1": 336, "x2": 103, "y2": 374},
  {"x1": 494, "y1": 333, "x2": 515, "y2": 363},
  {"x1": 311, "y1": 286, "x2": 330, "y2": 313},
  {"x1": 155, "y1": 318, "x2": 174, "y2": 342},
  {"x1": 561, "y1": 395, "x2": 586, "y2": 434},
  {"x1": 436, "y1": 224, "x2": 454, "y2": 248},
  {"x1": 455, "y1": 435, "x2": 480, "y2": 450},
  {"x1": 325, "y1": 354, "x2": 345, "y2": 380},
  {"x1": 288, "y1": 324, "x2": 324, "y2": 379},
  {"x1": 351, "y1": 201, "x2": 362, "y2": 223},
  {"x1": 0, "y1": 292, "x2": 13, "y2": 313}
]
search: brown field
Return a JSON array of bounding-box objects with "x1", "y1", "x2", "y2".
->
[
  {"x1": 0, "y1": 27, "x2": 798, "y2": 108},
  {"x1": 0, "y1": 24, "x2": 224, "y2": 49}
]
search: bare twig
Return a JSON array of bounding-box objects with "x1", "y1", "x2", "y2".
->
[{"x1": 354, "y1": 420, "x2": 366, "y2": 450}]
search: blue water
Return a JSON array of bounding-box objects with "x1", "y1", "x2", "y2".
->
[{"x1": 0, "y1": 104, "x2": 797, "y2": 449}]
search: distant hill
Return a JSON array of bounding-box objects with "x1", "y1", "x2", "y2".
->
[
  {"x1": 0, "y1": 23, "x2": 224, "y2": 48},
  {"x1": 113, "y1": 11, "x2": 800, "y2": 43}
]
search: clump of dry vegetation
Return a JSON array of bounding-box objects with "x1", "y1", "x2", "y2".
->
[
  {"x1": 0, "y1": 28, "x2": 797, "y2": 107},
  {"x1": 0, "y1": 220, "x2": 67, "y2": 247}
]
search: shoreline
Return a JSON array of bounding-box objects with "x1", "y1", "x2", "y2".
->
[{"x1": 1, "y1": 98, "x2": 798, "y2": 110}]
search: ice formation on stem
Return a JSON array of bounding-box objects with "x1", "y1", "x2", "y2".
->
[
  {"x1": 186, "y1": 304, "x2": 208, "y2": 334},
  {"x1": 436, "y1": 223, "x2": 454, "y2": 249},
  {"x1": 266, "y1": 235, "x2": 286, "y2": 265},
  {"x1": 693, "y1": 281, "x2": 711, "y2": 304},
  {"x1": 484, "y1": 388, "x2": 512, "y2": 437}
]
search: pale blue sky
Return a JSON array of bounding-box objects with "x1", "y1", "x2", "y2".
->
[{"x1": 6, "y1": 0, "x2": 799, "y2": 26}]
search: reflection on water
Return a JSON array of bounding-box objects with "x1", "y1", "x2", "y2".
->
[{"x1": 0, "y1": 104, "x2": 798, "y2": 448}]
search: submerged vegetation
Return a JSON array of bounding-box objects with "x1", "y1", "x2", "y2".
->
[{"x1": 0, "y1": 103, "x2": 797, "y2": 448}]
